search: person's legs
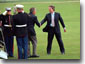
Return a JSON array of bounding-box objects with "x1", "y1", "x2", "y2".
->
[
  {"x1": 31, "y1": 36, "x2": 37, "y2": 56},
  {"x1": 8, "y1": 36, "x2": 14, "y2": 57},
  {"x1": 4, "y1": 36, "x2": 10, "y2": 55},
  {"x1": 55, "y1": 32, "x2": 65, "y2": 54},
  {"x1": 23, "y1": 35, "x2": 28, "y2": 59},
  {"x1": 28, "y1": 36, "x2": 31, "y2": 57},
  {"x1": 47, "y1": 28, "x2": 54, "y2": 54},
  {"x1": 16, "y1": 37, "x2": 23, "y2": 59}
]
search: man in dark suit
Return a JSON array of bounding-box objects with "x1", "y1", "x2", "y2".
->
[
  {"x1": 27, "y1": 7, "x2": 40, "y2": 57},
  {"x1": 40, "y1": 5, "x2": 66, "y2": 55}
]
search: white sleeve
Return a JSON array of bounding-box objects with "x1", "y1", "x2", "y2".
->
[{"x1": 2, "y1": 11, "x2": 7, "y2": 15}]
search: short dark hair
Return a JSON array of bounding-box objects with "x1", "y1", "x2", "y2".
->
[
  {"x1": 49, "y1": 5, "x2": 55, "y2": 11},
  {"x1": 30, "y1": 7, "x2": 35, "y2": 13}
]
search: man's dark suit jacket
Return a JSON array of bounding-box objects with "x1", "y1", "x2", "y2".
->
[
  {"x1": 27, "y1": 13, "x2": 40, "y2": 36},
  {"x1": 41, "y1": 12, "x2": 65, "y2": 34}
]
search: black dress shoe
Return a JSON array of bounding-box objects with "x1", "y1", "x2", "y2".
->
[{"x1": 30, "y1": 55, "x2": 40, "y2": 57}]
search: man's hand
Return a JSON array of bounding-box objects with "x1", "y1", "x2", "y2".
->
[
  {"x1": 40, "y1": 23, "x2": 41, "y2": 27},
  {"x1": 64, "y1": 27, "x2": 66, "y2": 32}
]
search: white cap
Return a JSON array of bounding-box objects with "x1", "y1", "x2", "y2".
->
[
  {"x1": 5, "y1": 7, "x2": 11, "y2": 11},
  {"x1": 16, "y1": 4, "x2": 24, "y2": 8}
]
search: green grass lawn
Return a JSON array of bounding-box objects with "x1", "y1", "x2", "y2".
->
[{"x1": 0, "y1": 1, "x2": 80, "y2": 59}]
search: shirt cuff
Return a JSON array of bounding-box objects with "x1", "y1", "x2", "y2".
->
[{"x1": 64, "y1": 27, "x2": 66, "y2": 30}]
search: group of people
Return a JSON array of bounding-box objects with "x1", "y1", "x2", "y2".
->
[{"x1": 0, "y1": 4, "x2": 66, "y2": 59}]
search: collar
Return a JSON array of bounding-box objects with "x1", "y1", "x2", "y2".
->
[
  {"x1": 51, "y1": 12, "x2": 55, "y2": 15},
  {"x1": 18, "y1": 12, "x2": 22, "y2": 14},
  {"x1": 6, "y1": 14, "x2": 11, "y2": 16}
]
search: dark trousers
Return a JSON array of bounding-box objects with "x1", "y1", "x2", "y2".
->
[
  {"x1": 47, "y1": 27, "x2": 65, "y2": 54},
  {"x1": 16, "y1": 35, "x2": 28, "y2": 59},
  {"x1": 4, "y1": 36, "x2": 14, "y2": 56}
]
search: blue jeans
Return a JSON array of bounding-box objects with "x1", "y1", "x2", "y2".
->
[
  {"x1": 4, "y1": 36, "x2": 14, "y2": 56},
  {"x1": 16, "y1": 35, "x2": 28, "y2": 59}
]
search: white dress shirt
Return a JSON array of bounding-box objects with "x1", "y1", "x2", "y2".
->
[
  {"x1": 50, "y1": 12, "x2": 55, "y2": 27},
  {"x1": 50, "y1": 12, "x2": 66, "y2": 30}
]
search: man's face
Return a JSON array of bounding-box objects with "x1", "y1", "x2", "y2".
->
[
  {"x1": 33, "y1": 9, "x2": 36, "y2": 15},
  {"x1": 17, "y1": 8, "x2": 19, "y2": 12},
  {"x1": 17, "y1": 8, "x2": 23, "y2": 12},
  {"x1": 7, "y1": 11, "x2": 11, "y2": 15},
  {"x1": 48, "y1": 7, "x2": 54, "y2": 13}
]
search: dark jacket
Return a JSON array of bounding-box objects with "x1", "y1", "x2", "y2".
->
[
  {"x1": 27, "y1": 13, "x2": 40, "y2": 36},
  {"x1": 0, "y1": 14, "x2": 14, "y2": 36},
  {"x1": 13, "y1": 12, "x2": 29, "y2": 37},
  {"x1": 40, "y1": 12, "x2": 65, "y2": 33}
]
